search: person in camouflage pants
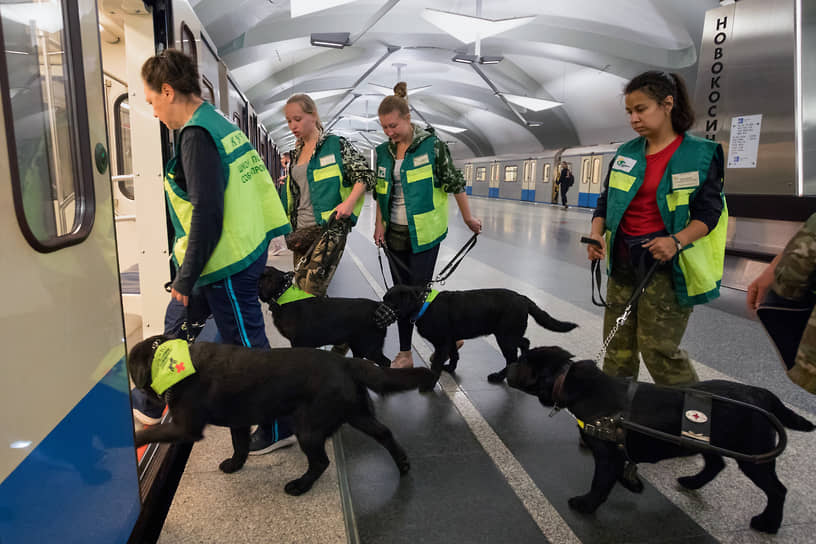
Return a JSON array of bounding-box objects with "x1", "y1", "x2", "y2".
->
[
  {"x1": 603, "y1": 259, "x2": 698, "y2": 385},
  {"x1": 748, "y1": 213, "x2": 816, "y2": 393}
]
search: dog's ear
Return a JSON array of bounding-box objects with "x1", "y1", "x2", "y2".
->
[{"x1": 127, "y1": 335, "x2": 167, "y2": 389}]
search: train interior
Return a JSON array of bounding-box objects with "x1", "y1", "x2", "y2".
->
[{"x1": 1, "y1": 0, "x2": 815, "y2": 542}]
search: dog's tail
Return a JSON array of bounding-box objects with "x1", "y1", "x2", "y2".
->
[
  {"x1": 526, "y1": 298, "x2": 578, "y2": 333},
  {"x1": 770, "y1": 395, "x2": 815, "y2": 432},
  {"x1": 347, "y1": 359, "x2": 437, "y2": 394}
]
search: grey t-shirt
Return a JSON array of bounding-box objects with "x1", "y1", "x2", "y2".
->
[
  {"x1": 390, "y1": 159, "x2": 408, "y2": 225},
  {"x1": 292, "y1": 163, "x2": 316, "y2": 228}
]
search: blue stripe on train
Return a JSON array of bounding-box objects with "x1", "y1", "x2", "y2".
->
[
  {"x1": 488, "y1": 188, "x2": 499, "y2": 198},
  {"x1": 0, "y1": 357, "x2": 141, "y2": 544}
]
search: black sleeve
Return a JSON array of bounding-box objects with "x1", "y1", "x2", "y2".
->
[
  {"x1": 688, "y1": 144, "x2": 725, "y2": 233},
  {"x1": 173, "y1": 127, "x2": 225, "y2": 296},
  {"x1": 592, "y1": 157, "x2": 615, "y2": 220}
]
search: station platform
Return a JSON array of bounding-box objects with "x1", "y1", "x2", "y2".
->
[{"x1": 156, "y1": 197, "x2": 816, "y2": 544}]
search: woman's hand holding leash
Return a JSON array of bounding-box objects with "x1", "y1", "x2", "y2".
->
[
  {"x1": 642, "y1": 236, "x2": 678, "y2": 262},
  {"x1": 464, "y1": 215, "x2": 482, "y2": 234},
  {"x1": 585, "y1": 233, "x2": 605, "y2": 261}
]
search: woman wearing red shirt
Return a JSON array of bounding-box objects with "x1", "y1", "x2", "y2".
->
[{"x1": 586, "y1": 71, "x2": 726, "y2": 386}]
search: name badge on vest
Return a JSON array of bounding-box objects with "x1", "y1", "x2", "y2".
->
[
  {"x1": 377, "y1": 166, "x2": 387, "y2": 177},
  {"x1": 672, "y1": 171, "x2": 700, "y2": 190},
  {"x1": 613, "y1": 155, "x2": 637, "y2": 173},
  {"x1": 413, "y1": 154, "x2": 429, "y2": 167},
  {"x1": 319, "y1": 154, "x2": 336, "y2": 167}
]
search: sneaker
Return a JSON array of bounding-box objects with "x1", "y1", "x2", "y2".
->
[
  {"x1": 131, "y1": 388, "x2": 165, "y2": 425},
  {"x1": 392, "y1": 351, "x2": 414, "y2": 369},
  {"x1": 248, "y1": 427, "x2": 297, "y2": 456}
]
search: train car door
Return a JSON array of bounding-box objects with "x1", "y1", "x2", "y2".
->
[
  {"x1": 535, "y1": 159, "x2": 553, "y2": 203},
  {"x1": 587, "y1": 154, "x2": 603, "y2": 207},
  {"x1": 577, "y1": 155, "x2": 592, "y2": 207},
  {"x1": 463, "y1": 163, "x2": 474, "y2": 195},
  {"x1": 472, "y1": 163, "x2": 489, "y2": 196},
  {"x1": 488, "y1": 161, "x2": 500, "y2": 197},
  {"x1": 500, "y1": 161, "x2": 522, "y2": 200},
  {"x1": 0, "y1": 1, "x2": 140, "y2": 542},
  {"x1": 521, "y1": 159, "x2": 536, "y2": 201}
]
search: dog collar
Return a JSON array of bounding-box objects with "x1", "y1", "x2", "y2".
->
[
  {"x1": 549, "y1": 362, "x2": 574, "y2": 415},
  {"x1": 151, "y1": 339, "x2": 196, "y2": 394},
  {"x1": 277, "y1": 284, "x2": 315, "y2": 305},
  {"x1": 411, "y1": 288, "x2": 439, "y2": 322}
]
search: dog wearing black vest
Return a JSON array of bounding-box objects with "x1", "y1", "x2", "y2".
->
[
  {"x1": 128, "y1": 335, "x2": 436, "y2": 495},
  {"x1": 506, "y1": 345, "x2": 815, "y2": 534}
]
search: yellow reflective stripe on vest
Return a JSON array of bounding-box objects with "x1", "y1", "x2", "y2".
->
[
  {"x1": 677, "y1": 202, "x2": 728, "y2": 297},
  {"x1": 313, "y1": 163, "x2": 342, "y2": 182},
  {"x1": 407, "y1": 164, "x2": 433, "y2": 183},
  {"x1": 666, "y1": 189, "x2": 693, "y2": 212},
  {"x1": 413, "y1": 186, "x2": 448, "y2": 246},
  {"x1": 221, "y1": 129, "x2": 247, "y2": 155},
  {"x1": 609, "y1": 170, "x2": 637, "y2": 192},
  {"x1": 376, "y1": 178, "x2": 389, "y2": 195}
]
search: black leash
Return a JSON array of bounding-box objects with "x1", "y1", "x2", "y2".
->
[
  {"x1": 432, "y1": 233, "x2": 478, "y2": 284},
  {"x1": 377, "y1": 242, "x2": 411, "y2": 288}
]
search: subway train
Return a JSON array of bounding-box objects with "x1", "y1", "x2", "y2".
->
[
  {"x1": 2, "y1": 0, "x2": 815, "y2": 543},
  {"x1": 0, "y1": 0, "x2": 281, "y2": 542}
]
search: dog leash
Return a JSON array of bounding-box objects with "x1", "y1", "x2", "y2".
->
[
  {"x1": 593, "y1": 259, "x2": 660, "y2": 364},
  {"x1": 431, "y1": 233, "x2": 478, "y2": 284}
]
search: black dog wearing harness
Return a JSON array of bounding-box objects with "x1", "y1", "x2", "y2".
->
[{"x1": 506, "y1": 345, "x2": 815, "y2": 534}]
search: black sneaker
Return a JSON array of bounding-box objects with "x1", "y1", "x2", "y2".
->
[
  {"x1": 248, "y1": 426, "x2": 297, "y2": 455},
  {"x1": 131, "y1": 388, "x2": 165, "y2": 425}
]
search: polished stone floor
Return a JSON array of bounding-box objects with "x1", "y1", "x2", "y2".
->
[{"x1": 160, "y1": 197, "x2": 816, "y2": 544}]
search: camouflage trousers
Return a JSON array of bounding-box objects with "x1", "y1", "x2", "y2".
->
[
  {"x1": 772, "y1": 213, "x2": 816, "y2": 393},
  {"x1": 292, "y1": 218, "x2": 351, "y2": 297},
  {"x1": 602, "y1": 258, "x2": 698, "y2": 386}
]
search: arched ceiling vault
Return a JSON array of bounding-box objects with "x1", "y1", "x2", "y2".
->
[{"x1": 190, "y1": 0, "x2": 720, "y2": 158}]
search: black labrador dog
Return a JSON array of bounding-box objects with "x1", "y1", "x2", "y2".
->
[
  {"x1": 128, "y1": 335, "x2": 436, "y2": 495},
  {"x1": 258, "y1": 266, "x2": 391, "y2": 368},
  {"x1": 506, "y1": 346, "x2": 815, "y2": 534},
  {"x1": 383, "y1": 285, "x2": 577, "y2": 386}
]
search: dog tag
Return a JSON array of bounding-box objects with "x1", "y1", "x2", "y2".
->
[{"x1": 681, "y1": 392, "x2": 712, "y2": 443}]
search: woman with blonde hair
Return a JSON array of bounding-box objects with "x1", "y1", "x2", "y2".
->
[
  {"x1": 374, "y1": 82, "x2": 482, "y2": 368},
  {"x1": 280, "y1": 93, "x2": 375, "y2": 297}
]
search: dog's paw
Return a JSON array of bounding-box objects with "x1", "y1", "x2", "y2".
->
[
  {"x1": 750, "y1": 513, "x2": 781, "y2": 534},
  {"x1": 487, "y1": 371, "x2": 506, "y2": 383},
  {"x1": 568, "y1": 495, "x2": 600, "y2": 514},
  {"x1": 219, "y1": 458, "x2": 245, "y2": 474},
  {"x1": 284, "y1": 478, "x2": 313, "y2": 496},
  {"x1": 677, "y1": 475, "x2": 706, "y2": 490}
]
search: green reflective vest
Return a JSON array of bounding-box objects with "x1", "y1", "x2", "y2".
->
[
  {"x1": 276, "y1": 284, "x2": 315, "y2": 305},
  {"x1": 283, "y1": 135, "x2": 363, "y2": 226},
  {"x1": 604, "y1": 133, "x2": 728, "y2": 306},
  {"x1": 164, "y1": 102, "x2": 291, "y2": 286},
  {"x1": 375, "y1": 136, "x2": 448, "y2": 253}
]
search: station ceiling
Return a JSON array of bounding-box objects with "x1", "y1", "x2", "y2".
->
[{"x1": 190, "y1": 0, "x2": 721, "y2": 157}]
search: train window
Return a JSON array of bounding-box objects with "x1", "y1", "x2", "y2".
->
[
  {"x1": 1, "y1": 0, "x2": 94, "y2": 251},
  {"x1": 490, "y1": 163, "x2": 500, "y2": 183},
  {"x1": 475, "y1": 167, "x2": 486, "y2": 181},
  {"x1": 523, "y1": 160, "x2": 535, "y2": 183},
  {"x1": 542, "y1": 163, "x2": 551, "y2": 182},
  {"x1": 504, "y1": 165, "x2": 518, "y2": 182},
  {"x1": 463, "y1": 164, "x2": 473, "y2": 183},
  {"x1": 180, "y1": 22, "x2": 196, "y2": 59},
  {"x1": 201, "y1": 75, "x2": 214, "y2": 105},
  {"x1": 113, "y1": 93, "x2": 134, "y2": 200},
  {"x1": 592, "y1": 156, "x2": 602, "y2": 184}
]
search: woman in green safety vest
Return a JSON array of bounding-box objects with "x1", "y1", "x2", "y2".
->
[
  {"x1": 585, "y1": 71, "x2": 727, "y2": 387},
  {"x1": 281, "y1": 94, "x2": 375, "y2": 297},
  {"x1": 142, "y1": 49, "x2": 296, "y2": 455},
  {"x1": 374, "y1": 82, "x2": 482, "y2": 369}
]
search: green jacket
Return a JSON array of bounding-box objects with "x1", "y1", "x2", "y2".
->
[
  {"x1": 282, "y1": 134, "x2": 373, "y2": 228},
  {"x1": 375, "y1": 125, "x2": 464, "y2": 252},
  {"x1": 605, "y1": 133, "x2": 727, "y2": 306},
  {"x1": 164, "y1": 102, "x2": 291, "y2": 286}
]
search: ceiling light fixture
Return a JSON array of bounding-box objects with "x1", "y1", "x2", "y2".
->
[
  {"x1": 501, "y1": 93, "x2": 562, "y2": 112},
  {"x1": 452, "y1": 53, "x2": 477, "y2": 64},
  {"x1": 433, "y1": 124, "x2": 467, "y2": 134},
  {"x1": 310, "y1": 32, "x2": 350, "y2": 49},
  {"x1": 422, "y1": 8, "x2": 536, "y2": 44},
  {"x1": 291, "y1": 0, "x2": 358, "y2": 18},
  {"x1": 479, "y1": 56, "x2": 503, "y2": 65}
]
